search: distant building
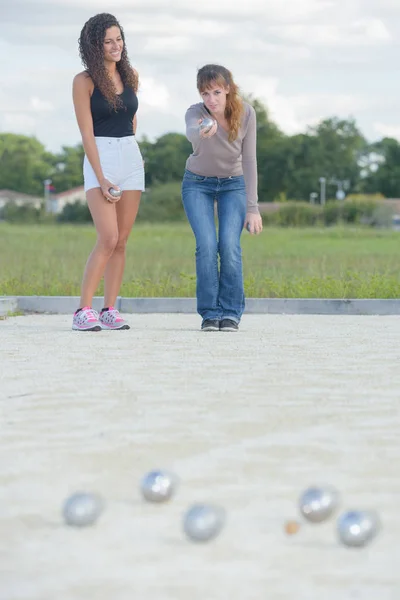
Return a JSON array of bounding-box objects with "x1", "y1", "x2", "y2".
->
[
  {"x1": 0, "y1": 189, "x2": 42, "y2": 210},
  {"x1": 51, "y1": 186, "x2": 86, "y2": 214}
]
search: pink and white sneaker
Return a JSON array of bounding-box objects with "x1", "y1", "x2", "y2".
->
[
  {"x1": 99, "y1": 307, "x2": 130, "y2": 330},
  {"x1": 72, "y1": 306, "x2": 101, "y2": 331}
]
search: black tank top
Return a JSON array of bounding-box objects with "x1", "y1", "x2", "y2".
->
[{"x1": 90, "y1": 86, "x2": 138, "y2": 137}]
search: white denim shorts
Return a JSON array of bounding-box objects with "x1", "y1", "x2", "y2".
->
[{"x1": 83, "y1": 135, "x2": 145, "y2": 193}]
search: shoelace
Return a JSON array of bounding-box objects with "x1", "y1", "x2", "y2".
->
[
  {"x1": 108, "y1": 308, "x2": 122, "y2": 321},
  {"x1": 82, "y1": 308, "x2": 99, "y2": 322}
]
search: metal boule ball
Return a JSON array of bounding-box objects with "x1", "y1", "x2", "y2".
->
[
  {"x1": 108, "y1": 187, "x2": 122, "y2": 198},
  {"x1": 337, "y1": 510, "x2": 380, "y2": 548},
  {"x1": 299, "y1": 486, "x2": 339, "y2": 523},
  {"x1": 140, "y1": 470, "x2": 176, "y2": 503},
  {"x1": 183, "y1": 503, "x2": 225, "y2": 542},
  {"x1": 199, "y1": 117, "x2": 214, "y2": 133},
  {"x1": 62, "y1": 492, "x2": 104, "y2": 527}
]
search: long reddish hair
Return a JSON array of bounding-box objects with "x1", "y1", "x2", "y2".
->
[{"x1": 197, "y1": 64, "x2": 244, "y2": 142}]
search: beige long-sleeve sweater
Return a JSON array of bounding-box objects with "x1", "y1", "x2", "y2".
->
[{"x1": 184, "y1": 101, "x2": 259, "y2": 214}]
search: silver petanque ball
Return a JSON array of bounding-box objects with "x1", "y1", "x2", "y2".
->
[
  {"x1": 337, "y1": 510, "x2": 380, "y2": 548},
  {"x1": 108, "y1": 187, "x2": 122, "y2": 198},
  {"x1": 299, "y1": 486, "x2": 339, "y2": 523},
  {"x1": 199, "y1": 117, "x2": 214, "y2": 133},
  {"x1": 183, "y1": 504, "x2": 225, "y2": 542},
  {"x1": 62, "y1": 492, "x2": 104, "y2": 528},
  {"x1": 140, "y1": 470, "x2": 176, "y2": 503}
]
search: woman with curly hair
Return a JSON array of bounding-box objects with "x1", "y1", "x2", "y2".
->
[
  {"x1": 71, "y1": 13, "x2": 144, "y2": 331},
  {"x1": 182, "y1": 64, "x2": 262, "y2": 332}
]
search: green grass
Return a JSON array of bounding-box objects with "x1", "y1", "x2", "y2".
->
[{"x1": 1, "y1": 222, "x2": 400, "y2": 298}]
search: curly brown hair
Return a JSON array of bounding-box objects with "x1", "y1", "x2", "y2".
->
[
  {"x1": 197, "y1": 64, "x2": 244, "y2": 142},
  {"x1": 78, "y1": 13, "x2": 138, "y2": 110}
]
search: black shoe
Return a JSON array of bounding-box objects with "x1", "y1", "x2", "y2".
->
[
  {"x1": 219, "y1": 319, "x2": 239, "y2": 332},
  {"x1": 201, "y1": 319, "x2": 220, "y2": 332}
]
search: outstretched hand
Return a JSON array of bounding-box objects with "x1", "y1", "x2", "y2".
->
[{"x1": 198, "y1": 118, "x2": 218, "y2": 139}]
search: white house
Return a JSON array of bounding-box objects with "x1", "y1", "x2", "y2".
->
[
  {"x1": 0, "y1": 189, "x2": 42, "y2": 210},
  {"x1": 52, "y1": 186, "x2": 86, "y2": 214}
]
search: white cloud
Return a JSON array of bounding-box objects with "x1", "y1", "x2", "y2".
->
[
  {"x1": 33, "y1": 0, "x2": 332, "y2": 19},
  {"x1": 125, "y1": 16, "x2": 228, "y2": 37},
  {"x1": 270, "y1": 17, "x2": 392, "y2": 47},
  {"x1": 373, "y1": 122, "x2": 400, "y2": 141},
  {"x1": 360, "y1": 18, "x2": 392, "y2": 41},
  {"x1": 0, "y1": 0, "x2": 399, "y2": 150},
  {"x1": 0, "y1": 96, "x2": 55, "y2": 114},
  {"x1": 2, "y1": 113, "x2": 37, "y2": 133},
  {"x1": 30, "y1": 97, "x2": 54, "y2": 112},
  {"x1": 240, "y1": 77, "x2": 303, "y2": 133},
  {"x1": 142, "y1": 36, "x2": 193, "y2": 55},
  {"x1": 235, "y1": 39, "x2": 312, "y2": 61},
  {"x1": 241, "y1": 76, "x2": 373, "y2": 135},
  {"x1": 138, "y1": 78, "x2": 171, "y2": 112}
]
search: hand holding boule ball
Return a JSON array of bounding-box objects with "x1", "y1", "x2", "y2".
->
[
  {"x1": 108, "y1": 187, "x2": 122, "y2": 200},
  {"x1": 199, "y1": 117, "x2": 217, "y2": 138}
]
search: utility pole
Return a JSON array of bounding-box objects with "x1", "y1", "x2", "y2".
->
[
  {"x1": 319, "y1": 177, "x2": 326, "y2": 205},
  {"x1": 43, "y1": 179, "x2": 52, "y2": 213}
]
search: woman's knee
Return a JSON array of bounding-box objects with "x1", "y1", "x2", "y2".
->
[
  {"x1": 97, "y1": 232, "x2": 119, "y2": 254},
  {"x1": 219, "y1": 237, "x2": 242, "y2": 263},
  {"x1": 113, "y1": 235, "x2": 129, "y2": 254},
  {"x1": 195, "y1": 236, "x2": 218, "y2": 259}
]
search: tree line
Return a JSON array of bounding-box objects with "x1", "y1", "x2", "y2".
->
[{"x1": 1, "y1": 97, "x2": 400, "y2": 202}]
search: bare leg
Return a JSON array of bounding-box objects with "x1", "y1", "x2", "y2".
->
[
  {"x1": 103, "y1": 190, "x2": 141, "y2": 308},
  {"x1": 79, "y1": 188, "x2": 119, "y2": 308}
]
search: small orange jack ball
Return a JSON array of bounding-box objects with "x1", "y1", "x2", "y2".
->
[{"x1": 284, "y1": 520, "x2": 301, "y2": 535}]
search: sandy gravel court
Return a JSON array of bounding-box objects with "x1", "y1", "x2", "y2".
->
[{"x1": 1, "y1": 313, "x2": 399, "y2": 600}]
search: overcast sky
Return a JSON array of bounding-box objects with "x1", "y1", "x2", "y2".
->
[{"x1": 1, "y1": 0, "x2": 400, "y2": 151}]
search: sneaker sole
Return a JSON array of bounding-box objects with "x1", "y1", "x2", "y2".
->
[
  {"x1": 201, "y1": 326, "x2": 219, "y2": 332},
  {"x1": 220, "y1": 326, "x2": 238, "y2": 332},
  {"x1": 100, "y1": 323, "x2": 130, "y2": 330},
  {"x1": 72, "y1": 325, "x2": 102, "y2": 331}
]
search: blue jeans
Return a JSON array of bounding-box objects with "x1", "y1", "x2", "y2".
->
[{"x1": 181, "y1": 169, "x2": 247, "y2": 323}]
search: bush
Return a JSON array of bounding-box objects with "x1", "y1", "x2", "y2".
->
[
  {"x1": 137, "y1": 181, "x2": 185, "y2": 222},
  {"x1": 57, "y1": 201, "x2": 91, "y2": 223},
  {"x1": 57, "y1": 182, "x2": 187, "y2": 224},
  {"x1": 261, "y1": 198, "x2": 395, "y2": 228},
  {"x1": 263, "y1": 202, "x2": 322, "y2": 227},
  {"x1": 342, "y1": 200, "x2": 377, "y2": 224},
  {"x1": 0, "y1": 202, "x2": 42, "y2": 223},
  {"x1": 370, "y1": 203, "x2": 394, "y2": 228},
  {"x1": 322, "y1": 202, "x2": 341, "y2": 226},
  {"x1": 345, "y1": 193, "x2": 385, "y2": 203}
]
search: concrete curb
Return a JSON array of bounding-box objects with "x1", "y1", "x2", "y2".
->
[
  {"x1": 1, "y1": 296, "x2": 400, "y2": 315},
  {"x1": 14, "y1": 296, "x2": 122, "y2": 314},
  {"x1": 0, "y1": 296, "x2": 18, "y2": 317}
]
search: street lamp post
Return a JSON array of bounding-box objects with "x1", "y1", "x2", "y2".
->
[
  {"x1": 43, "y1": 179, "x2": 52, "y2": 213},
  {"x1": 319, "y1": 177, "x2": 326, "y2": 205}
]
